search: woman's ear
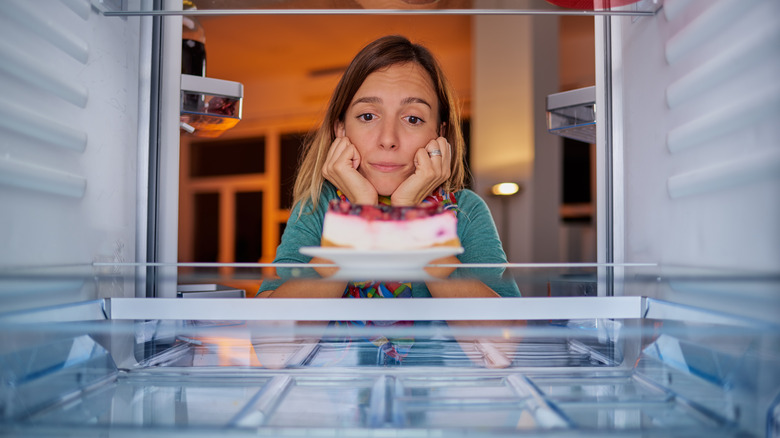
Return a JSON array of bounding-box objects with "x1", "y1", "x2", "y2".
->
[
  {"x1": 439, "y1": 122, "x2": 447, "y2": 137},
  {"x1": 334, "y1": 121, "x2": 346, "y2": 138}
]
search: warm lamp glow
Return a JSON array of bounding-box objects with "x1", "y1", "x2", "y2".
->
[{"x1": 491, "y1": 182, "x2": 520, "y2": 196}]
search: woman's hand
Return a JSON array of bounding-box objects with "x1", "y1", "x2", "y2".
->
[
  {"x1": 322, "y1": 134, "x2": 378, "y2": 205},
  {"x1": 391, "y1": 137, "x2": 451, "y2": 206}
]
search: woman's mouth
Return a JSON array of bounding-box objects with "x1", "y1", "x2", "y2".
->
[{"x1": 369, "y1": 162, "x2": 405, "y2": 173}]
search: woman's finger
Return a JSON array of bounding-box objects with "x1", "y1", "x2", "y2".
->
[
  {"x1": 415, "y1": 147, "x2": 445, "y2": 191},
  {"x1": 345, "y1": 142, "x2": 361, "y2": 170},
  {"x1": 424, "y1": 138, "x2": 443, "y2": 160},
  {"x1": 422, "y1": 140, "x2": 450, "y2": 185},
  {"x1": 434, "y1": 137, "x2": 452, "y2": 176},
  {"x1": 323, "y1": 137, "x2": 358, "y2": 181},
  {"x1": 323, "y1": 140, "x2": 340, "y2": 178},
  {"x1": 325, "y1": 136, "x2": 347, "y2": 165},
  {"x1": 424, "y1": 137, "x2": 451, "y2": 177},
  {"x1": 442, "y1": 138, "x2": 452, "y2": 179}
]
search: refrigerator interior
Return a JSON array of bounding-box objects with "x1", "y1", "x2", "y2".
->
[
  {"x1": 1, "y1": 0, "x2": 779, "y2": 437},
  {"x1": 1, "y1": 264, "x2": 778, "y2": 437}
]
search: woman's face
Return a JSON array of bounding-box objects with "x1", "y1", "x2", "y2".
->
[{"x1": 338, "y1": 62, "x2": 441, "y2": 197}]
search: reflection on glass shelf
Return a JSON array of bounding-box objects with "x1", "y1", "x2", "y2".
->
[
  {"x1": 264, "y1": 376, "x2": 376, "y2": 428},
  {"x1": 531, "y1": 375, "x2": 668, "y2": 402},
  {"x1": 135, "y1": 335, "x2": 616, "y2": 369},
  {"x1": 31, "y1": 379, "x2": 273, "y2": 427},
  {"x1": 1, "y1": 315, "x2": 777, "y2": 436},
  {"x1": 559, "y1": 402, "x2": 723, "y2": 430},
  {"x1": 12, "y1": 369, "x2": 743, "y2": 435}
]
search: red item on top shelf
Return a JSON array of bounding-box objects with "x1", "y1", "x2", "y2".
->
[{"x1": 545, "y1": 0, "x2": 641, "y2": 9}]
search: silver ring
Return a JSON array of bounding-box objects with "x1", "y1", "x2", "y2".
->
[{"x1": 428, "y1": 149, "x2": 442, "y2": 157}]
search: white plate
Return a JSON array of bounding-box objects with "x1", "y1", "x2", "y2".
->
[{"x1": 299, "y1": 246, "x2": 464, "y2": 281}]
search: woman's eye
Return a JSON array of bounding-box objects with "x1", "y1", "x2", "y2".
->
[
  {"x1": 357, "y1": 113, "x2": 375, "y2": 122},
  {"x1": 406, "y1": 116, "x2": 424, "y2": 125}
]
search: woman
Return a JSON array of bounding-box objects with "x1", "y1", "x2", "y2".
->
[{"x1": 258, "y1": 35, "x2": 519, "y2": 300}]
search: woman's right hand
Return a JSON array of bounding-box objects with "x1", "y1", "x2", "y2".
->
[{"x1": 322, "y1": 135, "x2": 378, "y2": 205}]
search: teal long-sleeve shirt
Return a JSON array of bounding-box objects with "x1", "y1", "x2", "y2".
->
[{"x1": 258, "y1": 182, "x2": 520, "y2": 298}]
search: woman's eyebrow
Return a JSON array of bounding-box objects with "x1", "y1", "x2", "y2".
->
[
  {"x1": 352, "y1": 96, "x2": 381, "y2": 106},
  {"x1": 351, "y1": 96, "x2": 432, "y2": 109},
  {"x1": 401, "y1": 96, "x2": 432, "y2": 108}
]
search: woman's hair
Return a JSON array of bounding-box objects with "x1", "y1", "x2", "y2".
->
[{"x1": 291, "y1": 35, "x2": 467, "y2": 213}]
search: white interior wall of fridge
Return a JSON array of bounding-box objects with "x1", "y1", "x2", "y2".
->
[
  {"x1": 602, "y1": 0, "x2": 780, "y2": 322},
  {"x1": 0, "y1": 0, "x2": 150, "y2": 311}
]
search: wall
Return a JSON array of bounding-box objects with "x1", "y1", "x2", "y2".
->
[{"x1": 472, "y1": 11, "x2": 561, "y2": 274}]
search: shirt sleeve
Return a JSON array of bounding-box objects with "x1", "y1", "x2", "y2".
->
[{"x1": 450, "y1": 190, "x2": 522, "y2": 297}]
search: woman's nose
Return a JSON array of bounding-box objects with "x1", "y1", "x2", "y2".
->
[{"x1": 378, "y1": 119, "x2": 398, "y2": 150}]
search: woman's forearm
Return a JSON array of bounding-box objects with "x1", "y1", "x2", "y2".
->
[
  {"x1": 265, "y1": 279, "x2": 346, "y2": 298},
  {"x1": 424, "y1": 255, "x2": 501, "y2": 298},
  {"x1": 426, "y1": 278, "x2": 501, "y2": 298},
  {"x1": 265, "y1": 255, "x2": 502, "y2": 298},
  {"x1": 264, "y1": 257, "x2": 346, "y2": 298}
]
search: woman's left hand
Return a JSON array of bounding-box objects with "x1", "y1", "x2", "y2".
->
[{"x1": 390, "y1": 137, "x2": 451, "y2": 206}]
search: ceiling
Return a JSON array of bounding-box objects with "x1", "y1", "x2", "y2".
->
[{"x1": 199, "y1": 14, "x2": 473, "y2": 80}]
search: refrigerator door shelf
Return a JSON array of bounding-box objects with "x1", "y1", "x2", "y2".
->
[
  {"x1": 547, "y1": 86, "x2": 596, "y2": 144},
  {"x1": 180, "y1": 74, "x2": 243, "y2": 138}
]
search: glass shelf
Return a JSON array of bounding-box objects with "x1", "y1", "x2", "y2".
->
[
  {"x1": 0, "y1": 262, "x2": 777, "y2": 436},
  {"x1": 93, "y1": 0, "x2": 663, "y2": 16},
  {"x1": 1, "y1": 306, "x2": 776, "y2": 436}
]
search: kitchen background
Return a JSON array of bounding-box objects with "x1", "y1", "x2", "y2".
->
[{"x1": 177, "y1": 11, "x2": 598, "y2": 296}]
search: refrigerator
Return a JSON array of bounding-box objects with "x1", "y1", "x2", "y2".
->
[{"x1": 1, "y1": 0, "x2": 778, "y2": 436}]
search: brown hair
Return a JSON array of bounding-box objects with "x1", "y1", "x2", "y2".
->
[{"x1": 292, "y1": 35, "x2": 466, "y2": 214}]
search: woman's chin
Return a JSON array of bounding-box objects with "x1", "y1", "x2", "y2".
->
[{"x1": 370, "y1": 182, "x2": 402, "y2": 198}]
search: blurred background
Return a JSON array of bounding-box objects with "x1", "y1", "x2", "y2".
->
[{"x1": 177, "y1": 8, "x2": 598, "y2": 295}]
